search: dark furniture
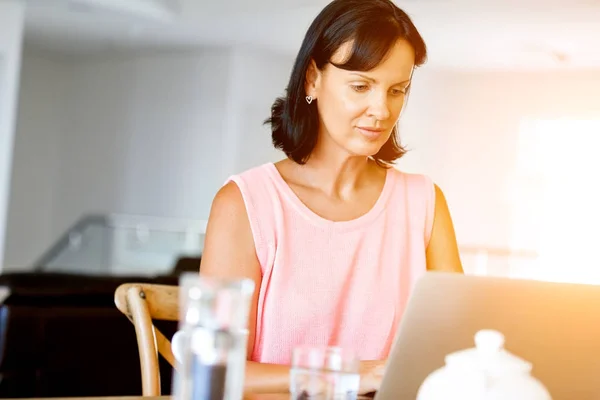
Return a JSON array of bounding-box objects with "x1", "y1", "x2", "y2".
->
[{"x1": 0, "y1": 258, "x2": 200, "y2": 398}]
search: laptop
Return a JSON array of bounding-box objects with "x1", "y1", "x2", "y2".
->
[{"x1": 375, "y1": 272, "x2": 600, "y2": 400}]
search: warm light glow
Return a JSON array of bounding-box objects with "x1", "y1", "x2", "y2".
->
[{"x1": 511, "y1": 119, "x2": 600, "y2": 284}]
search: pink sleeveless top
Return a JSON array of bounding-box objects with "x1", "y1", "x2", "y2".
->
[{"x1": 227, "y1": 163, "x2": 435, "y2": 365}]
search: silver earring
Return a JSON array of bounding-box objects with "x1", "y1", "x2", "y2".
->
[{"x1": 306, "y1": 96, "x2": 313, "y2": 104}]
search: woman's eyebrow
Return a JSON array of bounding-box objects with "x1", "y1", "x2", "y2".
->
[{"x1": 348, "y1": 72, "x2": 410, "y2": 86}]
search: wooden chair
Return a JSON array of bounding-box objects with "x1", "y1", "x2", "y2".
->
[{"x1": 114, "y1": 283, "x2": 179, "y2": 396}]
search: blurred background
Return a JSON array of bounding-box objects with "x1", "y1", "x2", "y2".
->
[
  {"x1": 2, "y1": 0, "x2": 599, "y2": 281},
  {"x1": 0, "y1": 0, "x2": 599, "y2": 396}
]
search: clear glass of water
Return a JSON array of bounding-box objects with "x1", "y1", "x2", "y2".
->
[
  {"x1": 290, "y1": 346, "x2": 360, "y2": 400},
  {"x1": 173, "y1": 273, "x2": 255, "y2": 400}
]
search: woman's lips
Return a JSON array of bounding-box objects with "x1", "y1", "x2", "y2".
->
[{"x1": 357, "y1": 126, "x2": 385, "y2": 140}]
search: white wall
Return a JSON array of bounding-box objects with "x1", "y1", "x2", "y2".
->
[
  {"x1": 4, "y1": 51, "x2": 68, "y2": 269},
  {"x1": 0, "y1": 0, "x2": 25, "y2": 270},
  {"x1": 225, "y1": 47, "x2": 292, "y2": 174},
  {"x1": 399, "y1": 67, "x2": 600, "y2": 274},
  {"x1": 53, "y1": 49, "x2": 234, "y2": 233},
  {"x1": 4, "y1": 46, "x2": 294, "y2": 270}
]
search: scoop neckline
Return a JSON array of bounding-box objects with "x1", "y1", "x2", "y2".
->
[{"x1": 266, "y1": 162, "x2": 395, "y2": 230}]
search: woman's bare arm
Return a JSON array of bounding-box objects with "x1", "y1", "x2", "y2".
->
[
  {"x1": 199, "y1": 182, "x2": 292, "y2": 392},
  {"x1": 426, "y1": 184, "x2": 463, "y2": 273}
]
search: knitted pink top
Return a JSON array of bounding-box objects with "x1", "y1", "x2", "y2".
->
[{"x1": 227, "y1": 163, "x2": 435, "y2": 365}]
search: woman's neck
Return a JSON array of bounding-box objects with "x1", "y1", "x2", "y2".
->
[{"x1": 293, "y1": 151, "x2": 380, "y2": 200}]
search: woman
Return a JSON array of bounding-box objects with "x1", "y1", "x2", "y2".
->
[{"x1": 200, "y1": 0, "x2": 463, "y2": 394}]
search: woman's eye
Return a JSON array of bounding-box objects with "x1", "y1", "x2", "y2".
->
[
  {"x1": 390, "y1": 88, "x2": 407, "y2": 96},
  {"x1": 351, "y1": 84, "x2": 369, "y2": 92}
]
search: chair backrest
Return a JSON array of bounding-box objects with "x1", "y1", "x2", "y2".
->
[{"x1": 114, "y1": 283, "x2": 179, "y2": 396}]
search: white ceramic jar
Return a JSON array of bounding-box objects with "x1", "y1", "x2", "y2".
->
[{"x1": 417, "y1": 329, "x2": 552, "y2": 400}]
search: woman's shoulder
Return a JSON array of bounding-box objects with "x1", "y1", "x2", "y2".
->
[
  {"x1": 213, "y1": 163, "x2": 274, "y2": 208},
  {"x1": 228, "y1": 162, "x2": 275, "y2": 182},
  {"x1": 220, "y1": 162, "x2": 282, "y2": 212},
  {"x1": 387, "y1": 167, "x2": 436, "y2": 212},
  {"x1": 387, "y1": 167, "x2": 437, "y2": 242}
]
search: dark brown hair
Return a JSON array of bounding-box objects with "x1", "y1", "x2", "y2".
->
[{"x1": 265, "y1": 0, "x2": 427, "y2": 166}]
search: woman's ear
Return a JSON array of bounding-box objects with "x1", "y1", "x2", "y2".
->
[{"x1": 304, "y1": 59, "x2": 321, "y2": 99}]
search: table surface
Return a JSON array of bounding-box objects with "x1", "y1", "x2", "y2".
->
[
  {"x1": 9, "y1": 394, "x2": 375, "y2": 400},
  {"x1": 6, "y1": 396, "x2": 288, "y2": 400}
]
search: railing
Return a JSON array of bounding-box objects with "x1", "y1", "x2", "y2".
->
[
  {"x1": 35, "y1": 215, "x2": 540, "y2": 279},
  {"x1": 459, "y1": 245, "x2": 539, "y2": 278},
  {"x1": 34, "y1": 213, "x2": 207, "y2": 276}
]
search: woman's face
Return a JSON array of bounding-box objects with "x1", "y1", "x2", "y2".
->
[{"x1": 306, "y1": 39, "x2": 415, "y2": 158}]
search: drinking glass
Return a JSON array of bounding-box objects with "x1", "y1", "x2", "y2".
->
[
  {"x1": 290, "y1": 346, "x2": 360, "y2": 400},
  {"x1": 172, "y1": 273, "x2": 255, "y2": 400}
]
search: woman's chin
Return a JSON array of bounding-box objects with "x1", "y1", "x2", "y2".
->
[
  {"x1": 343, "y1": 137, "x2": 387, "y2": 157},
  {"x1": 345, "y1": 143, "x2": 385, "y2": 158}
]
